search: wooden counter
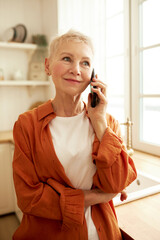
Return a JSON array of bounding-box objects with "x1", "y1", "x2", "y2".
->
[
  {"x1": 0, "y1": 131, "x2": 13, "y2": 144},
  {"x1": 115, "y1": 151, "x2": 160, "y2": 240}
]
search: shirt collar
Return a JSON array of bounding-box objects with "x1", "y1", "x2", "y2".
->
[
  {"x1": 37, "y1": 99, "x2": 99, "y2": 143},
  {"x1": 37, "y1": 99, "x2": 55, "y2": 121},
  {"x1": 37, "y1": 99, "x2": 89, "y2": 120}
]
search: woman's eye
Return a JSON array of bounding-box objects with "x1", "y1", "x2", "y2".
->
[
  {"x1": 62, "y1": 57, "x2": 71, "y2": 62},
  {"x1": 82, "y1": 61, "x2": 90, "y2": 67}
]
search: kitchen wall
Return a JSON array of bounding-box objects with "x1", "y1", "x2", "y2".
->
[
  {"x1": 0, "y1": 0, "x2": 59, "y2": 43},
  {"x1": 0, "y1": 0, "x2": 57, "y2": 131}
]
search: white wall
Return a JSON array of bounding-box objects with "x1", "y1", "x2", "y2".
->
[
  {"x1": 0, "y1": 0, "x2": 57, "y2": 131},
  {"x1": 0, "y1": 0, "x2": 43, "y2": 43},
  {"x1": 41, "y1": 0, "x2": 58, "y2": 43}
]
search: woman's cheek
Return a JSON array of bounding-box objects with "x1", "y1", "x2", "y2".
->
[
  {"x1": 82, "y1": 73, "x2": 91, "y2": 90},
  {"x1": 51, "y1": 63, "x2": 63, "y2": 77},
  {"x1": 84, "y1": 71, "x2": 92, "y2": 83}
]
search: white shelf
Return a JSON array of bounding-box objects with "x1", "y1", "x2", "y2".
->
[
  {"x1": 0, "y1": 80, "x2": 50, "y2": 86},
  {"x1": 0, "y1": 41, "x2": 37, "y2": 50}
]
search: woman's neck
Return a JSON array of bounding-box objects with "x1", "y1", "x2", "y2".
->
[{"x1": 51, "y1": 94, "x2": 84, "y2": 117}]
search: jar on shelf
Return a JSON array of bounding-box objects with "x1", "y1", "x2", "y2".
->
[
  {"x1": 28, "y1": 47, "x2": 48, "y2": 81},
  {"x1": 13, "y1": 69, "x2": 24, "y2": 81}
]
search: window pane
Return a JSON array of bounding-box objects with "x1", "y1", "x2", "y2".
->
[
  {"x1": 106, "y1": 0, "x2": 126, "y2": 139},
  {"x1": 108, "y1": 97, "x2": 124, "y2": 122},
  {"x1": 106, "y1": 13, "x2": 124, "y2": 57},
  {"x1": 141, "y1": 47, "x2": 160, "y2": 94},
  {"x1": 106, "y1": 56, "x2": 124, "y2": 95},
  {"x1": 107, "y1": 0, "x2": 123, "y2": 18},
  {"x1": 140, "y1": 0, "x2": 160, "y2": 47},
  {"x1": 141, "y1": 97, "x2": 160, "y2": 145}
]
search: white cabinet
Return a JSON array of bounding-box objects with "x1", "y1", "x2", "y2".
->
[
  {"x1": 10, "y1": 144, "x2": 23, "y2": 221},
  {"x1": 0, "y1": 143, "x2": 15, "y2": 215},
  {"x1": 0, "y1": 142, "x2": 22, "y2": 221}
]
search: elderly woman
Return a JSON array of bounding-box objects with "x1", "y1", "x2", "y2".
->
[{"x1": 13, "y1": 30, "x2": 137, "y2": 240}]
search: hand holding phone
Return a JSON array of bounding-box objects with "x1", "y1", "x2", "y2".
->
[{"x1": 90, "y1": 69, "x2": 99, "y2": 108}]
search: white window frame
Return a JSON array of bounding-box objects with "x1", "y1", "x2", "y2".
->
[{"x1": 131, "y1": 0, "x2": 160, "y2": 156}]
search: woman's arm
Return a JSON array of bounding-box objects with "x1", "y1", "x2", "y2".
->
[
  {"x1": 83, "y1": 189, "x2": 127, "y2": 208},
  {"x1": 88, "y1": 76, "x2": 137, "y2": 193},
  {"x1": 88, "y1": 75, "x2": 108, "y2": 141},
  {"x1": 92, "y1": 122, "x2": 137, "y2": 193},
  {"x1": 83, "y1": 189, "x2": 117, "y2": 208}
]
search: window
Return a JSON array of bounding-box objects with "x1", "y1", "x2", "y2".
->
[
  {"x1": 57, "y1": 0, "x2": 160, "y2": 155},
  {"x1": 131, "y1": 0, "x2": 160, "y2": 155},
  {"x1": 105, "y1": 0, "x2": 130, "y2": 140}
]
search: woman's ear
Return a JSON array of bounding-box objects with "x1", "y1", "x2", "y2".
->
[{"x1": 45, "y1": 58, "x2": 51, "y2": 76}]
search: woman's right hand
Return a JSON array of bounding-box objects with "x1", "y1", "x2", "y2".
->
[{"x1": 83, "y1": 189, "x2": 127, "y2": 208}]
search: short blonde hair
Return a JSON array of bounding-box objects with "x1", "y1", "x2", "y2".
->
[{"x1": 48, "y1": 30, "x2": 94, "y2": 60}]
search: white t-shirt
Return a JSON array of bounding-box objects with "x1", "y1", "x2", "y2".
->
[{"x1": 49, "y1": 110, "x2": 99, "y2": 240}]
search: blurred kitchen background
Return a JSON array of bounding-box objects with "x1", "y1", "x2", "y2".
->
[{"x1": 0, "y1": 0, "x2": 160, "y2": 239}]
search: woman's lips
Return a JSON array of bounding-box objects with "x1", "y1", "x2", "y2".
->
[{"x1": 64, "y1": 78, "x2": 81, "y2": 83}]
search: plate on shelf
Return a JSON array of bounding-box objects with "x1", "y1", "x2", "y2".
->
[
  {"x1": 3, "y1": 27, "x2": 16, "y2": 42},
  {"x1": 3, "y1": 24, "x2": 27, "y2": 43},
  {"x1": 14, "y1": 24, "x2": 27, "y2": 43}
]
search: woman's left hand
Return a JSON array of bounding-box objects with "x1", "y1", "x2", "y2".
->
[
  {"x1": 87, "y1": 75, "x2": 108, "y2": 141},
  {"x1": 120, "y1": 190, "x2": 128, "y2": 201}
]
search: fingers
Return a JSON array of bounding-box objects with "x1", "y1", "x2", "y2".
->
[
  {"x1": 91, "y1": 76, "x2": 107, "y2": 97},
  {"x1": 90, "y1": 77, "x2": 107, "y2": 104},
  {"x1": 91, "y1": 87, "x2": 107, "y2": 104}
]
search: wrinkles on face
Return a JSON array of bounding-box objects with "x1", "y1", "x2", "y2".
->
[{"x1": 48, "y1": 41, "x2": 93, "y2": 97}]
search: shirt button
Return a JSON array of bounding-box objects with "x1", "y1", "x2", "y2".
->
[{"x1": 98, "y1": 226, "x2": 101, "y2": 232}]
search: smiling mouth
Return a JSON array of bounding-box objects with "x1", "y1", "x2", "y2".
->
[{"x1": 64, "y1": 78, "x2": 81, "y2": 83}]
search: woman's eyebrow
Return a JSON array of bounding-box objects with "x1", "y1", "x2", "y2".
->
[
  {"x1": 60, "y1": 52, "x2": 91, "y2": 60},
  {"x1": 81, "y1": 56, "x2": 91, "y2": 60}
]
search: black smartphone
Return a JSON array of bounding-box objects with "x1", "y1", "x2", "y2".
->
[{"x1": 90, "y1": 69, "x2": 99, "y2": 108}]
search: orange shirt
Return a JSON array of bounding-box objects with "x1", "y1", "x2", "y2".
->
[{"x1": 12, "y1": 100, "x2": 137, "y2": 240}]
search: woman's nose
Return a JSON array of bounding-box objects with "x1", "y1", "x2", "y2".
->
[{"x1": 69, "y1": 63, "x2": 81, "y2": 75}]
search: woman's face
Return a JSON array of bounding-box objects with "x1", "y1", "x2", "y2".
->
[{"x1": 47, "y1": 40, "x2": 93, "y2": 97}]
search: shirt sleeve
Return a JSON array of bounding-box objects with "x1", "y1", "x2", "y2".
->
[
  {"x1": 92, "y1": 117, "x2": 137, "y2": 193},
  {"x1": 13, "y1": 118, "x2": 84, "y2": 230}
]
